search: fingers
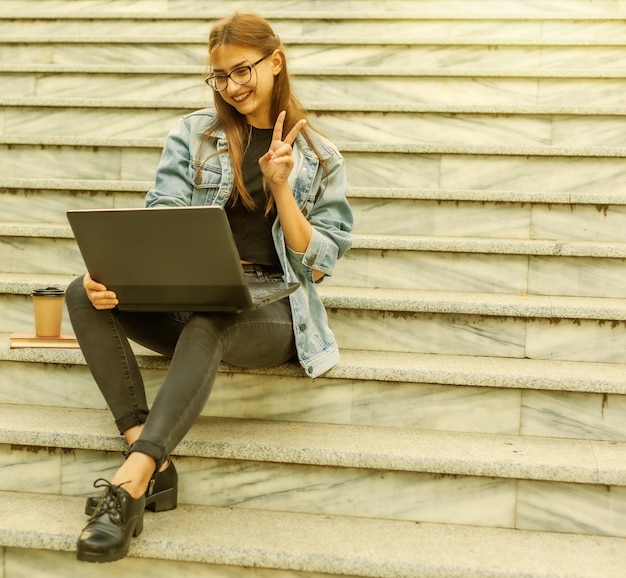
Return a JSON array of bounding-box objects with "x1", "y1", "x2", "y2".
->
[
  {"x1": 83, "y1": 273, "x2": 118, "y2": 309},
  {"x1": 283, "y1": 118, "x2": 307, "y2": 146},
  {"x1": 263, "y1": 112, "x2": 306, "y2": 185},
  {"x1": 260, "y1": 141, "x2": 294, "y2": 165},
  {"x1": 259, "y1": 145, "x2": 295, "y2": 180},
  {"x1": 83, "y1": 272, "x2": 106, "y2": 292},
  {"x1": 270, "y1": 142, "x2": 296, "y2": 160},
  {"x1": 89, "y1": 290, "x2": 119, "y2": 310},
  {"x1": 272, "y1": 110, "x2": 286, "y2": 143},
  {"x1": 272, "y1": 111, "x2": 307, "y2": 146}
]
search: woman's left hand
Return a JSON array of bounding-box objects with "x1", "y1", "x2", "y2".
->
[{"x1": 259, "y1": 110, "x2": 307, "y2": 189}]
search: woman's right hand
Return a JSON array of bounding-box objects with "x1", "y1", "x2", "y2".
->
[{"x1": 83, "y1": 273, "x2": 119, "y2": 310}]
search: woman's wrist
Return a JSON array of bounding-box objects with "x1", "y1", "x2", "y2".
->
[{"x1": 269, "y1": 181, "x2": 292, "y2": 199}]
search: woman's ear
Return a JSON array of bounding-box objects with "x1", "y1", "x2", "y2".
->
[{"x1": 270, "y1": 49, "x2": 284, "y2": 76}]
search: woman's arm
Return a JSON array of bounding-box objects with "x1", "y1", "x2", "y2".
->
[
  {"x1": 145, "y1": 115, "x2": 197, "y2": 208},
  {"x1": 260, "y1": 112, "x2": 353, "y2": 280},
  {"x1": 259, "y1": 111, "x2": 311, "y2": 251}
]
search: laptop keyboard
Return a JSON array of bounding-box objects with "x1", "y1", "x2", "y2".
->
[
  {"x1": 243, "y1": 266, "x2": 292, "y2": 302},
  {"x1": 248, "y1": 284, "x2": 284, "y2": 300}
]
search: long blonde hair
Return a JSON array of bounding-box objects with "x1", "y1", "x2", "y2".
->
[{"x1": 201, "y1": 12, "x2": 322, "y2": 213}]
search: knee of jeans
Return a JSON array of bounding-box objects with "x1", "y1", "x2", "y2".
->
[
  {"x1": 179, "y1": 314, "x2": 228, "y2": 357},
  {"x1": 65, "y1": 275, "x2": 93, "y2": 316},
  {"x1": 186, "y1": 313, "x2": 227, "y2": 339},
  {"x1": 65, "y1": 275, "x2": 86, "y2": 304}
]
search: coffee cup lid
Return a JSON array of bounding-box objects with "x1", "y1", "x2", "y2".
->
[{"x1": 32, "y1": 286, "x2": 65, "y2": 297}]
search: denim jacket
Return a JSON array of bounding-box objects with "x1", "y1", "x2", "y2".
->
[{"x1": 145, "y1": 109, "x2": 353, "y2": 377}]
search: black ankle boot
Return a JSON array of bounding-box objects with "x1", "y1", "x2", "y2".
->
[
  {"x1": 84, "y1": 459, "x2": 178, "y2": 516},
  {"x1": 76, "y1": 479, "x2": 146, "y2": 563}
]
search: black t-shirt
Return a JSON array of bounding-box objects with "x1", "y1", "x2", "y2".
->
[{"x1": 225, "y1": 126, "x2": 282, "y2": 270}]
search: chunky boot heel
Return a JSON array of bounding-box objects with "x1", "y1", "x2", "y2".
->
[
  {"x1": 85, "y1": 459, "x2": 178, "y2": 516},
  {"x1": 147, "y1": 486, "x2": 178, "y2": 512},
  {"x1": 145, "y1": 459, "x2": 178, "y2": 512},
  {"x1": 76, "y1": 479, "x2": 146, "y2": 563}
]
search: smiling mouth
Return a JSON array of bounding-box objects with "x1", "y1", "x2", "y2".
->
[{"x1": 233, "y1": 91, "x2": 252, "y2": 103}]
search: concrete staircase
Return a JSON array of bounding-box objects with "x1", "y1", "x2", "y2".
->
[{"x1": 1, "y1": 0, "x2": 626, "y2": 576}]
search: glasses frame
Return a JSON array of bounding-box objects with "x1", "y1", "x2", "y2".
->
[{"x1": 205, "y1": 53, "x2": 272, "y2": 92}]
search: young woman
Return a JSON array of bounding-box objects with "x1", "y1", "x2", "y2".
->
[{"x1": 67, "y1": 12, "x2": 353, "y2": 563}]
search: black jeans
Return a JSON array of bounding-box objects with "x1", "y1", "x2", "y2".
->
[{"x1": 66, "y1": 276, "x2": 296, "y2": 467}]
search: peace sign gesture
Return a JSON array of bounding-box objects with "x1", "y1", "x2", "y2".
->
[{"x1": 259, "y1": 110, "x2": 307, "y2": 189}]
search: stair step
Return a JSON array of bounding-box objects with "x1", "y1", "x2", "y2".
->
[
  {"x1": 5, "y1": 289, "x2": 626, "y2": 359},
  {"x1": 6, "y1": 441, "x2": 626, "y2": 534},
  {"x1": 341, "y1": 251, "x2": 626, "y2": 298},
  {"x1": 3, "y1": 338, "x2": 626, "y2": 395},
  {"x1": 2, "y1": 137, "x2": 626, "y2": 193},
  {"x1": 320, "y1": 286, "x2": 626, "y2": 320},
  {"x1": 351, "y1": 202, "x2": 626, "y2": 243},
  {"x1": 5, "y1": 271, "x2": 626, "y2": 320},
  {"x1": 1, "y1": 491, "x2": 624, "y2": 578},
  {"x1": 2, "y1": 404, "x2": 625, "y2": 485},
  {"x1": 37, "y1": 35, "x2": 626, "y2": 46},
  {"x1": 3, "y1": 227, "x2": 626, "y2": 298},
  {"x1": 6, "y1": 96, "x2": 626, "y2": 115},
  {"x1": 352, "y1": 235, "x2": 626, "y2": 258},
  {"x1": 4, "y1": 39, "x2": 626, "y2": 71},
  {"x1": 5, "y1": 179, "x2": 626, "y2": 238},
  {"x1": 5, "y1": 264, "x2": 626, "y2": 358},
  {"x1": 1, "y1": 404, "x2": 625, "y2": 536},
  {"x1": 3, "y1": 176, "x2": 626, "y2": 207},
  {"x1": 5, "y1": 65, "x2": 626, "y2": 109},
  {"x1": 5, "y1": 221, "x2": 626, "y2": 259},
  {"x1": 3, "y1": 134, "x2": 626, "y2": 157},
  {"x1": 7, "y1": 34, "x2": 626, "y2": 47},
  {"x1": 0, "y1": 178, "x2": 147, "y2": 224},
  {"x1": 6, "y1": 62, "x2": 626, "y2": 78},
  {"x1": 3, "y1": 344, "x2": 626, "y2": 442},
  {"x1": 5, "y1": 99, "x2": 626, "y2": 150},
  {"x1": 6, "y1": 214, "x2": 626, "y2": 252},
  {"x1": 14, "y1": 237, "x2": 614, "y2": 284},
  {"x1": 0, "y1": 0, "x2": 624, "y2": 19}
]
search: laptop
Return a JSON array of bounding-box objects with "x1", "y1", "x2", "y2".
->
[{"x1": 66, "y1": 206, "x2": 299, "y2": 312}]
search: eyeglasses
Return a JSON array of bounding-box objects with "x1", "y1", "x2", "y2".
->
[{"x1": 205, "y1": 53, "x2": 271, "y2": 92}]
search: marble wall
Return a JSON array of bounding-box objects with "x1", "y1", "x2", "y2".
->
[
  {"x1": 1, "y1": 443, "x2": 624, "y2": 538},
  {"x1": 2, "y1": 357, "x2": 624, "y2": 442}
]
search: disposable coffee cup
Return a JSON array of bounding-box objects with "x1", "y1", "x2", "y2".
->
[{"x1": 32, "y1": 287, "x2": 65, "y2": 337}]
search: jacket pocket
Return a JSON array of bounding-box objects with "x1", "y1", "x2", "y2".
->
[
  {"x1": 189, "y1": 160, "x2": 223, "y2": 205},
  {"x1": 189, "y1": 159, "x2": 222, "y2": 190}
]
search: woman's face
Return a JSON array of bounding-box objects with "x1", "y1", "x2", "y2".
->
[{"x1": 210, "y1": 45, "x2": 282, "y2": 128}]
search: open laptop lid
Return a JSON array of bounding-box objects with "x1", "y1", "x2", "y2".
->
[{"x1": 67, "y1": 206, "x2": 298, "y2": 312}]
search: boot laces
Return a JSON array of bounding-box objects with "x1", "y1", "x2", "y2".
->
[{"x1": 90, "y1": 478, "x2": 130, "y2": 525}]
